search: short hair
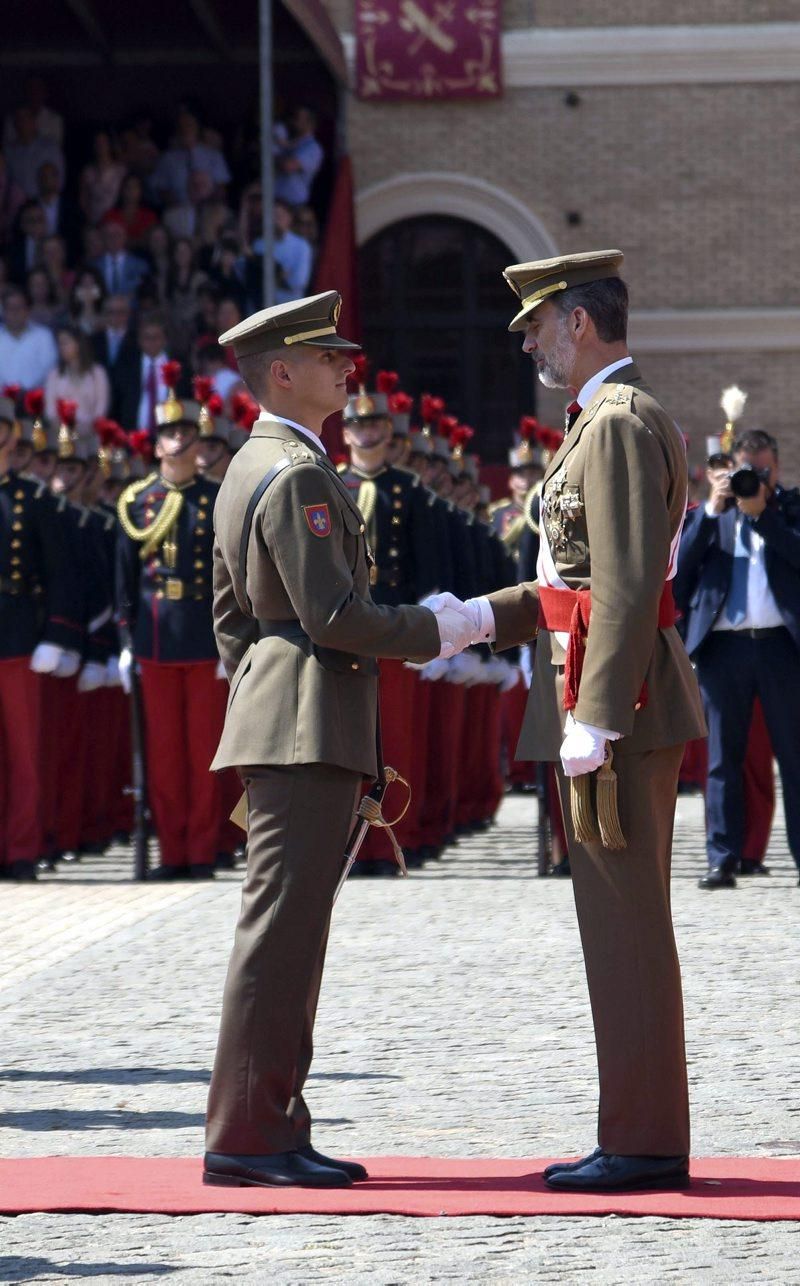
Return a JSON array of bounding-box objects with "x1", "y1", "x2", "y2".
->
[
  {"x1": 3, "y1": 286, "x2": 29, "y2": 308},
  {"x1": 236, "y1": 349, "x2": 274, "y2": 403},
  {"x1": 733, "y1": 428, "x2": 778, "y2": 457},
  {"x1": 553, "y1": 277, "x2": 629, "y2": 343}
]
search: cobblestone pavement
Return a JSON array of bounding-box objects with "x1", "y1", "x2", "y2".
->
[{"x1": 1, "y1": 788, "x2": 799, "y2": 1282}]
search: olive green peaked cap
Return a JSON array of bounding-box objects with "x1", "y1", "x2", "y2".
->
[
  {"x1": 219, "y1": 291, "x2": 361, "y2": 358},
  {"x1": 503, "y1": 249, "x2": 624, "y2": 332}
]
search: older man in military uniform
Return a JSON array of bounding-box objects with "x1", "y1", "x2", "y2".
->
[
  {"x1": 436, "y1": 251, "x2": 707, "y2": 1192},
  {"x1": 204, "y1": 291, "x2": 471, "y2": 1189}
]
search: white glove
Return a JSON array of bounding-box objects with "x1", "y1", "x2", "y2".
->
[
  {"x1": 118, "y1": 647, "x2": 133, "y2": 696},
  {"x1": 53, "y1": 649, "x2": 81, "y2": 678},
  {"x1": 559, "y1": 712, "x2": 621, "y2": 778},
  {"x1": 488, "y1": 656, "x2": 521, "y2": 692},
  {"x1": 446, "y1": 650, "x2": 484, "y2": 685},
  {"x1": 106, "y1": 656, "x2": 121, "y2": 687},
  {"x1": 215, "y1": 658, "x2": 227, "y2": 680},
  {"x1": 411, "y1": 655, "x2": 451, "y2": 682},
  {"x1": 77, "y1": 661, "x2": 107, "y2": 693},
  {"x1": 434, "y1": 605, "x2": 480, "y2": 659},
  {"x1": 30, "y1": 642, "x2": 63, "y2": 674}
]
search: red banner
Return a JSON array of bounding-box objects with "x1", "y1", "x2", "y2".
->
[{"x1": 356, "y1": 0, "x2": 502, "y2": 101}]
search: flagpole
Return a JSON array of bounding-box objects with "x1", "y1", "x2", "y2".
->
[{"x1": 259, "y1": 0, "x2": 275, "y2": 306}]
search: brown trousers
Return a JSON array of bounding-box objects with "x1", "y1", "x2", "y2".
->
[
  {"x1": 205, "y1": 762, "x2": 361, "y2": 1155},
  {"x1": 556, "y1": 743, "x2": 690, "y2": 1158}
]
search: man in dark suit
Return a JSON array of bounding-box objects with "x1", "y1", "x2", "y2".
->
[
  {"x1": 91, "y1": 221, "x2": 148, "y2": 301},
  {"x1": 92, "y1": 295, "x2": 137, "y2": 377},
  {"x1": 675, "y1": 429, "x2": 800, "y2": 889},
  {"x1": 111, "y1": 313, "x2": 187, "y2": 433}
]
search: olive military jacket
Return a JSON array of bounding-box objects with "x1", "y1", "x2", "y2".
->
[
  {"x1": 211, "y1": 417, "x2": 440, "y2": 777},
  {"x1": 488, "y1": 363, "x2": 707, "y2": 760}
]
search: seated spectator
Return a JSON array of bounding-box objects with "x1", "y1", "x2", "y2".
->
[
  {"x1": 163, "y1": 168, "x2": 213, "y2": 241},
  {"x1": 35, "y1": 160, "x2": 79, "y2": 258},
  {"x1": 239, "y1": 200, "x2": 312, "y2": 310},
  {"x1": 81, "y1": 223, "x2": 105, "y2": 264},
  {"x1": 7, "y1": 200, "x2": 47, "y2": 283},
  {"x1": 191, "y1": 282, "x2": 221, "y2": 349},
  {"x1": 142, "y1": 222, "x2": 171, "y2": 304},
  {"x1": 152, "y1": 108, "x2": 230, "y2": 206},
  {"x1": 216, "y1": 297, "x2": 243, "y2": 370},
  {"x1": 675, "y1": 430, "x2": 800, "y2": 889},
  {"x1": 112, "y1": 311, "x2": 186, "y2": 432},
  {"x1": 274, "y1": 106, "x2": 323, "y2": 208},
  {"x1": 0, "y1": 286, "x2": 58, "y2": 387},
  {"x1": 0, "y1": 152, "x2": 26, "y2": 247},
  {"x1": 205, "y1": 235, "x2": 245, "y2": 309},
  {"x1": 236, "y1": 181, "x2": 263, "y2": 249},
  {"x1": 26, "y1": 265, "x2": 60, "y2": 328},
  {"x1": 3, "y1": 76, "x2": 64, "y2": 149},
  {"x1": 45, "y1": 324, "x2": 110, "y2": 437},
  {"x1": 293, "y1": 204, "x2": 320, "y2": 255},
  {"x1": 194, "y1": 338, "x2": 243, "y2": 402},
  {"x1": 118, "y1": 112, "x2": 161, "y2": 198},
  {"x1": 102, "y1": 173, "x2": 158, "y2": 250},
  {"x1": 92, "y1": 294, "x2": 136, "y2": 374},
  {"x1": 41, "y1": 233, "x2": 74, "y2": 305},
  {"x1": 92, "y1": 220, "x2": 149, "y2": 299},
  {"x1": 6, "y1": 107, "x2": 64, "y2": 199},
  {"x1": 68, "y1": 265, "x2": 107, "y2": 336},
  {"x1": 165, "y1": 237, "x2": 207, "y2": 357},
  {"x1": 196, "y1": 198, "x2": 233, "y2": 265},
  {"x1": 79, "y1": 129, "x2": 126, "y2": 227}
]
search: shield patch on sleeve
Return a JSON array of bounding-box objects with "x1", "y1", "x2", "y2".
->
[{"x1": 303, "y1": 503, "x2": 332, "y2": 537}]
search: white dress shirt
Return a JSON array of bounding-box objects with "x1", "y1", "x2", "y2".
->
[
  {"x1": 257, "y1": 413, "x2": 327, "y2": 456},
  {"x1": 136, "y1": 351, "x2": 170, "y2": 429},
  {"x1": 0, "y1": 322, "x2": 58, "y2": 389},
  {"x1": 708, "y1": 508, "x2": 784, "y2": 632}
]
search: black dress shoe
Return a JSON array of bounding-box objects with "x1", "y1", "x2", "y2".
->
[
  {"x1": 698, "y1": 868, "x2": 736, "y2": 890},
  {"x1": 298, "y1": 1144, "x2": 368, "y2": 1181},
  {"x1": 351, "y1": 860, "x2": 399, "y2": 878},
  {"x1": 738, "y1": 861, "x2": 770, "y2": 876},
  {"x1": 543, "y1": 1146, "x2": 604, "y2": 1180},
  {"x1": 8, "y1": 860, "x2": 37, "y2": 881},
  {"x1": 189, "y1": 864, "x2": 215, "y2": 880},
  {"x1": 203, "y1": 1150, "x2": 351, "y2": 1188},
  {"x1": 544, "y1": 1152, "x2": 689, "y2": 1192},
  {"x1": 147, "y1": 865, "x2": 183, "y2": 881}
]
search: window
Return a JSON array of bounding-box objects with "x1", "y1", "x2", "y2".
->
[{"x1": 359, "y1": 216, "x2": 534, "y2": 462}]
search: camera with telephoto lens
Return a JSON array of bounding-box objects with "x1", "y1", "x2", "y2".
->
[{"x1": 728, "y1": 463, "x2": 771, "y2": 499}]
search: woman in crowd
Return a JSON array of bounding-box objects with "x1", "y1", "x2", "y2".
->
[
  {"x1": 41, "y1": 233, "x2": 75, "y2": 306},
  {"x1": 166, "y1": 237, "x2": 208, "y2": 357},
  {"x1": 102, "y1": 173, "x2": 158, "y2": 250},
  {"x1": 68, "y1": 265, "x2": 107, "y2": 336},
  {"x1": 44, "y1": 324, "x2": 110, "y2": 436},
  {"x1": 26, "y1": 266, "x2": 61, "y2": 328},
  {"x1": 79, "y1": 130, "x2": 126, "y2": 226},
  {"x1": 143, "y1": 222, "x2": 171, "y2": 304}
]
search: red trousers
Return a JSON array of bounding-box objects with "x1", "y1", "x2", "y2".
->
[
  {"x1": 108, "y1": 687, "x2": 133, "y2": 835},
  {"x1": 138, "y1": 660, "x2": 227, "y2": 868},
  {"x1": 470, "y1": 684, "x2": 505, "y2": 823},
  {"x1": 39, "y1": 673, "x2": 87, "y2": 855},
  {"x1": 680, "y1": 699, "x2": 774, "y2": 863},
  {"x1": 502, "y1": 680, "x2": 537, "y2": 786},
  {"x1": 80, "y1": 687, "x2": 118, "y2": 847},
  {"x1": 418, "y1": 678, "x2": 462, "y2": 849},
  {"x1": 0, "y1": 658, "x2": 42, "y2": 864}
]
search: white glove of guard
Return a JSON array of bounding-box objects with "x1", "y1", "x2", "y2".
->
[
  {"x1": 445, "y1": 650, "x2": 484, "y2": 685},
  {"x1": 411, "y1": 655, "x2": 451, "y2": 682},
  {"x1": 30, "y1": 642, "x2": 63, "y2": 674},
  {"x1": 106, "y1": 656, "x2": 121, "y2": 687},
  {"x1": 559, "y1": 711, "x2": 620, "y2": 778},
  {"x1": 215, "y1": 658, "x2": 227, "y2": 680},
  {"x1": 54, "y1": 649, "x2": 81, "y2": 679},
  {"x1": 487, "y1": 656, "x2": 521, "y2": 692},
  {"x1": 118, "y1": 647, "x2": 133, "y2": 696},
  {"x1": 77, "y1": 661, "x2": 107, "y2": 693}
]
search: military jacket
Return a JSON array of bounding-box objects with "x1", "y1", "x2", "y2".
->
[
  {"x1": 337, "y1": 464, "x2": 438, "y2": 606},
  {"x1": 116, "y1": 472, "x2": 220, "y2": 662},
  {"x1": 0, "y1": 470, "x2": 83, "y2": 659},
  {"x1": 488, "y1": 363, "x2": 706, "y2": 759},
  {"x1": 211, "y1": 417, "x2": 440, "y2": 777}
]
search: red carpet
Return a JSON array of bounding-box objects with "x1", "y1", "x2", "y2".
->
[{"x1": 1, "y1": 1156, "x2": 799, "y2": 1219}]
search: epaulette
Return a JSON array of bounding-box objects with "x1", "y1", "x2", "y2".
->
[
  {"x1": 604, "y1": 382, "x2": 635, "y2": 410},
  {"x1": 336, "y1": 461, "x2": 347, "y2": 473},
  {"x1": 117, "y1": 471, "x2": 181, "y2": 559}
]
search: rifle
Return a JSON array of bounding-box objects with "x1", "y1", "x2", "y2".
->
[{"x1": 126, "y1": 657, "x2": 150, "y2": 881}]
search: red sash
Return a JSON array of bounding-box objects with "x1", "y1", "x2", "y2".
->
[{"x1": 538, "y1": 582, "x2": 677, "y2": 711}]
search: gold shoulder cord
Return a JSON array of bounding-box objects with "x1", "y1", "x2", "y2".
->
[
  {"x1": 523, "y1": 481, "x2": 542, "y2": 534},
  {"x1": 117, "y1": 472, "x2": 185, "y2": 561},
  {"x1": 356, "y1": 478, "x2": 378, "y2": 549}
]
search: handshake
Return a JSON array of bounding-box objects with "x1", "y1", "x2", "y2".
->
[{"x1": 423, "y1": 592, "x2": 495, "y2": 659}]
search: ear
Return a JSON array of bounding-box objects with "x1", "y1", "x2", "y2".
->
[
  {"x1": 269, "y1": 357, "x2": 293, "y2": 389},
  {"x1": 570, "y1": 306, "x2": 591, "y2": 339}
]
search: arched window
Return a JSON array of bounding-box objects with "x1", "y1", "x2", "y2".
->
[{"x1": 359, "y1": 216, "x2": 534, "y2": 463}]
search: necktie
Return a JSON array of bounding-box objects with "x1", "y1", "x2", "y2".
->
[
  {"x1": 724, "y1": 517, "x2": 752, "y2": 625},
  {"x1": 145, "y1": 359, "x2": 158, "y2": 432},
  {"x1": 565, "y1": 400, "x2": 581, "y2": 433}
]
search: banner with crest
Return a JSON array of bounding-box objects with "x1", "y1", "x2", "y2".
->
[{"x1": 355, "y1": 0, "x2": 503, "y2": 101}]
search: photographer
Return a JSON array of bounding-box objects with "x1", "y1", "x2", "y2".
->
[{"x1": 675, "y1": 430, "x2": 800, "y2": 889}]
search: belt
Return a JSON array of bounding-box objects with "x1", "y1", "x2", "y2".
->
[
  {"x1": 730, "y1": 626, "x2": 786, "y2": 640},
  {"x1": 0, "y1": 576, "x2": 39, "y2": 596},
  {"x1": 538, "y1": 581, "x2": 677, "y2": 712},
  {"x1": 152, "y1": 577, "x2": 211, "y2": 602}
]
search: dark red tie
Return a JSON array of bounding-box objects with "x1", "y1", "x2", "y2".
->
[
  {"x1": 565, "y1": 400, "x2": 581, "y2": 432},
  {"x1": 145, "y1": 359, "x2": 158, "y2": 432}
]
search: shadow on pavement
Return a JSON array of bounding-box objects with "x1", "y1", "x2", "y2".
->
[
  {"x1": 0, "y1": 1259, "x2": 177, "y2": 1281},
  {"x1": 0, "y1": 1110, "x2": 204, "y2": 1131}
]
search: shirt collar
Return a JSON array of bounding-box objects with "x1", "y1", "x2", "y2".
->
[
  {"x1": 258, "y1": 413, "x2": 327, "y2": 457},
  {"x1": 576, "y1": 356, "x2": 634, "y2": 409}
]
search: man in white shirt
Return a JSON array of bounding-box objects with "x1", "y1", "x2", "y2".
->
[
  {"x1": 152, "y1": 110, "x2": 230, "y2": 206},
  {"x1": 0, "y1": 287, "x2": 58, "y2": 388},
  {"x1": 675, "y1": 429, "x2": 800, "y2": 889}
]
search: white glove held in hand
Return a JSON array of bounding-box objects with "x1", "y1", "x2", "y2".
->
[
  {"x1": 54, "y1": 649, "x2": 81, "y2": 679},
  {"x1": 559, "y1": 711, "x2": 620, "y2": 778},
  {"x1": 30, "y1": 642, "x2": 63, "y2": 674},
  {"x1": 77, "y1": 661, "x2": 107, "y2": 693},
  {"x1": 215, "y1": 658, "x2": 227, "y2": 680},
  {"x1": 118, "y1": 648, "x2": 133, "y2": 696},
  {"x1": 106, "y1": 656, "x2": 121, "y2": 687},
  {"x1": 434, "y1": 606, "x2": 478, "y2": 658}
]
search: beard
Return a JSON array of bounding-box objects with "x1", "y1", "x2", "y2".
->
[{"x1": 535, "y1": 320, "x2": 575, "y2": 389}]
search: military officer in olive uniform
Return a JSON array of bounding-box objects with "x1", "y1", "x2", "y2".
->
[
  {"x1": 434, "y1": 252, "x2": 707, "y2": 1193},
  {"x1": 116, "y1": 374, "x2": 224, "y2": 879},
  {"x1": 203, "y1": 292, "x2": 470, "y2": 1190}
]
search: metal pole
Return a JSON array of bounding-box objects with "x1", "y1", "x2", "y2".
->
[{"x1": 259, "y1": 0, "x2": 275, "y2": 306}]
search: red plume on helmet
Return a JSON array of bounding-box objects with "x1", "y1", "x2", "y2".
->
[
  {"x1": 438, "y1": 413, "x2": 459, "y2": 439},
  {"x1": 192, "y1": 375, "x2": 214, "y2": 405},
  {"x1": 346, "y1": 353, "x2": 369, "y2": 394},
  {"x1": 389, "y1": 391, "x2": 413, "y2": 414},
  {"x1": 161, "y1": 360, "x2": 182, "y2": 389},
  {"x1": 206, "y1": 392, "x2": 223, "y2": 417},
  {"x1": 56, "y1": 399, "x2": 77, "y2": 428},
  {"x1": 231, "y1": 392, "x2": 259, "y2": 431},
  {"x1": 449, "y1": 423, "x2": 474, "y2": 452},
  {"x1": 376, "y1": 370, "x2": 399, "y2": 395},
  {"x1": 518, "y1": 415, "x2": 540, "y2": 441},
  {"x1": 94, "y1": 417, "x2": 126, "y2": 447},
  {"x1": 420, "y1": 394, "x2": 445, "y2": 428},
  {"x1": 128, "y1": 429, "x2": 154, "y2": 462},
  {"x1": 2, "y1": 384, "x2": 21, "y2": 405},
  {"x1": 24, "y1": 388, "x2": 44, "y2": 418},
  {"x1": 535, "y1": 424, "x2": 564, "y2": 456}
]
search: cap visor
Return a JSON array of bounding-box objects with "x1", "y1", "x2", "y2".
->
[
  {"x1": 301, "y1": 334, "x2": 362, "y2": 350},
  {"x1": 508, "y1": 298, "x2": 546, "y2": 332}
]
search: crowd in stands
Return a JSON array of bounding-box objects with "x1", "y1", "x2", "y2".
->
[{"x1": 0, "y1": 77, "x2": 326, "y2": 437}]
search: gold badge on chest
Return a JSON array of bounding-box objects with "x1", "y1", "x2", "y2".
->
[{"x1": 542, "y1": 464, "x2": 585, "y2": 553}]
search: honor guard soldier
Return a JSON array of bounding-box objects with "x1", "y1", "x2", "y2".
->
[
  {"x1": 0, "y1": 393, "x2": 82, "y2": 879},
  {"x1": 337, "y1": 360, "x2": 439, "y2": 870},
  {"x1": 489, "y1": 417, "x2": 544, "y2": 556},
  {"x1": 445, "y1": 250, "x2": 707, "y2": 1191},
  {"x1": 116, "y1": 363, "x2": 225, "y2": 880},
  {"x1": 203, "y1": 291, "x2": 469, "y2": 1190}
]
